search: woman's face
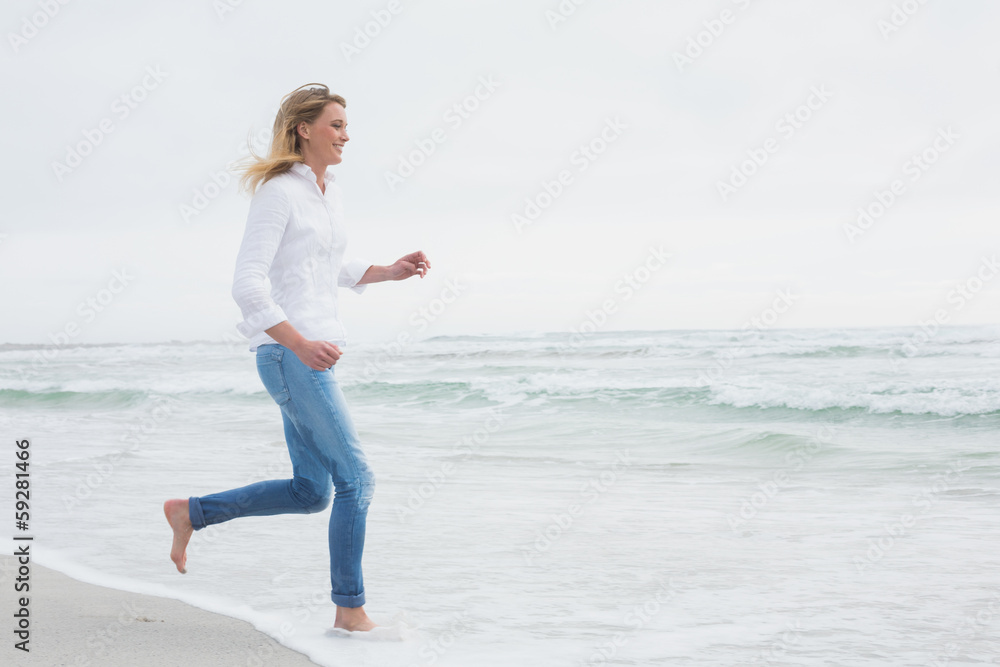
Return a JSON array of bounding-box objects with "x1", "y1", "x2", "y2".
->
[{"x1": 299, "y1": 102, "x2": 349, "y2": 166}]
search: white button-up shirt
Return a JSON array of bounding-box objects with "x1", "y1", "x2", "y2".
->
[{"x1": 232, "y1": 162, "x2": 370, "y2": 351}]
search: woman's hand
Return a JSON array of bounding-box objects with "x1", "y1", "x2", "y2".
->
[
  {"x1": 265, "y1": 322, "x2": 342, "y2": 370},
  {"x1": 356, "y1": 251, "x2": 432, "y2": 285},
  {"x1": 385, "y1": 251, "x2": 431, "y2": 281},
  {"x1": 292, "y1": 339, "x2": 342, "y2": 370}
]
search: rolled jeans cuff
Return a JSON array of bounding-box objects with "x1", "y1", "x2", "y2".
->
[
  {"x1": 331, "y1": 590, "x2": 365, "y2": 608},
  {"x1": 188, "y1": 496, "x2": 207, "y2": 530}
]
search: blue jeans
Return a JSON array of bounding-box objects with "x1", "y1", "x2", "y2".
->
[{"x1": 188, "y1": 344, "x2": 375, "y2": 608}]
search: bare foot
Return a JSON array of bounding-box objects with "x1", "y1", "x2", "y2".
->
[
  {"x1": 163, "y1": 499, "x2": 192, "y2": 574},
  {"x1": 334, "y1": 606, "x2": 377, "y2": 632}
]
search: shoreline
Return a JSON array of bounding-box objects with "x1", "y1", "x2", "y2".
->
[{"x1": 0, "y1": 555, "x2": 318, "y2": 667}]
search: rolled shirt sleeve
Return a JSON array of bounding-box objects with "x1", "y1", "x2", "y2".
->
[
  {"x1": 338, "y1": 257, "x2": 372, "y2": 294},
  {"x1": 232, "y1": 182, "x2": 291, "y2": 338}
]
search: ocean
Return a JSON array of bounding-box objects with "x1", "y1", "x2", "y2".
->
[{"x1": 1, "y1": 326, "x2": 999, "y2": 666}]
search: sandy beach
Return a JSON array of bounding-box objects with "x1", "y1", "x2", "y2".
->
[{"x1": 0, "y1": 555, "x2": 318, "y2": 667}]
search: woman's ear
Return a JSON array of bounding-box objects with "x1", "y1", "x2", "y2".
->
[{"x1": 297, "y1": 121, "x2": 309, "y2": 141}]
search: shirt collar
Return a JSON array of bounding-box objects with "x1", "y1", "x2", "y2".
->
[{"x1": 290, "y1": 162, "x2": 336, "y2": 186}]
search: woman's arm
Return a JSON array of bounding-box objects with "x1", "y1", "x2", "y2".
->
[
  {"x1": 233, "y1": 184, "x2": 340, "y2": 371},
  {"x1": 232, "y1": 184, "x2": 292, "y2": 338},
  {"x1": 357, "y1": 250, "x2": 431, "y2": 285},
  {"x1": 265, "y1": 321, "x2": 342, "y2": 371},
  {"x1": 273, "y1": 250, "x2": 430, "y2": 370}
]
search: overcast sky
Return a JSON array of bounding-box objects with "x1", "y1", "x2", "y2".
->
[{"x1": 2, "y1": 0, "x2": 998, "y2": 345}]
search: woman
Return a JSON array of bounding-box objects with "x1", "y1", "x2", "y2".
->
[{"x1": 164, "y1": 83, "x2": 429, "y2": 632}]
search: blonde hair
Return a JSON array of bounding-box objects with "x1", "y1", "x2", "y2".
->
[{"x1": 239, "y1": 83, "x2": 347, "y2": 194}]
